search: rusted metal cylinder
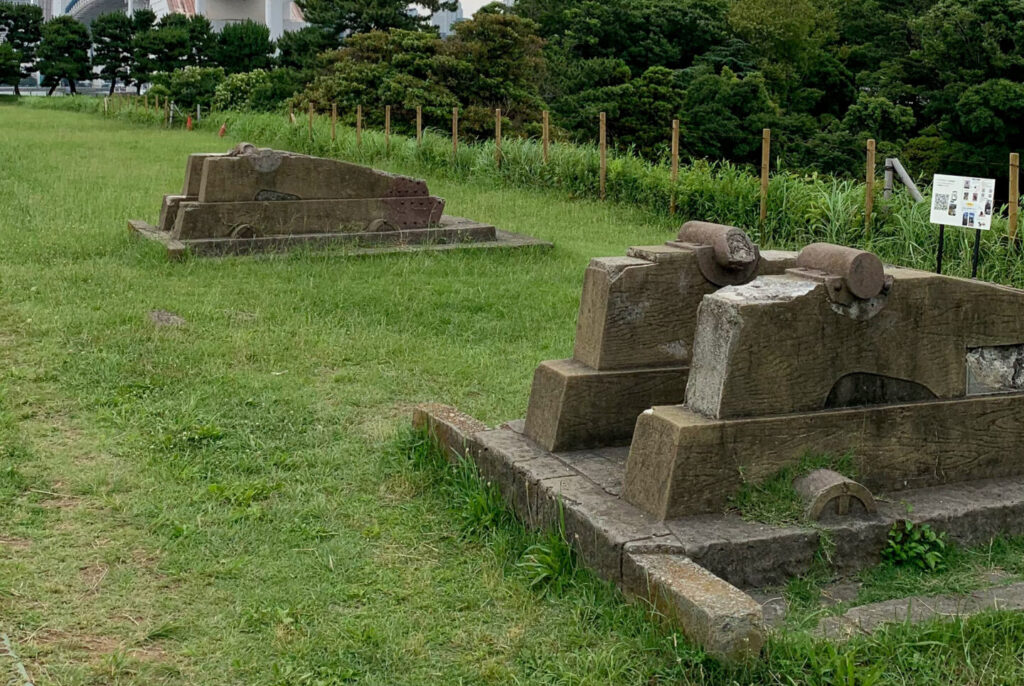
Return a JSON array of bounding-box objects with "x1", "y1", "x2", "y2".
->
[
  {"x1": 796, "y1": 243, "x2": 885, "y2": 299},
  {"x1": 677, "y1": 221, "x2": 757, "y2": 270}
]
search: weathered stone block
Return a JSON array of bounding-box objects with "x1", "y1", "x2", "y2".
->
[
  {"x1": 625, "y1": 395, "x2": 1024, "y2": 519},
  {"x1": 685, "y1": 270, "x2": 1024, "y2": 420},
  {"x1": 665, "y1": 515, "x2": 820, "y2": 588},
  {"x1": 412, "y1": 403, "x2": 488, "y2": 463},
  {"x1": 196, "y1": 150, "x2": 431, "y2": 203},
  {"x1": 573, "y1": 247, "x2": 710, "y2": 371},
  {"x1": 170, "y1": 198, "x2": 452, "y2": 240},
  {"x1": 623, "y1": 553, "x2": 764, "y2": 662},
  {"x1": 573, "y1": 246, "x2": 797, "y2": 372},
  {"x1": 537, "y1": 474, "x2": 672, "y2": 580},
  {"x1": 131, "y1": 143, "x2": 549, "y2": 257},
  {"x1": 523, "y1": 359, "x2": 687, "y2": 452}
]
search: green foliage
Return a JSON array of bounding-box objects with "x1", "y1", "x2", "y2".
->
[
  {"x1": 186, "y1": 14, "x2": 215, "y2": 67},
  {"x1": 0, "y1": 0, "x2": 42, "y2": 91},
  {"x1": 151, "y1": 65, "x2": 225, "y2": 109},
  {"x1": 296, "y1": 0, "x2": 457, "y2": 40},
  {"x1": 37, "y1": 15, "x2": 91, "y2": 95},
  {"x1": 212, "y1": 68, "x2": 300, "y2": 111},
  {"x1": 276, "y1": 25, "x2": 333, "y2": 71},
  {"x1": 401, "y1": 430, "x2": 581, "y2": 597},
  {"x1": 729, "y1": 453, "x2": 855, "y2": 525},
  {"x1": 301, "y1": 11, "x2": 545, "y2": 136},
  {"x1": 842, "y1": 93, "x2": 917, "y2": 143},
  {"x1": 449, "y1": 457, "x2": 515, "y2": 539},
  {"x1": 213, "y1": 19, "x2": 274, "y2": 75},
  {"x1": 91, "y1": 12, "x2": 134, "y2": 93},
  {"x1": 518, "y1": 527, "x2": 579, "y2": 596},
  {"x1": 212, "y1": 69, "x2": 271, "y2": 111},
  {"x1": 25, "y1": 0, "x2": 1023, "y2": 178},
  {"x1": 0, "y1": 41, "x2": 19, "y2": 88},
  {"x1": 883, "y1": 521, "x2": 949, "y2": 572},
  {"x1": 680, "y1": 66, "x2": 777, "y2": 164},
  {"x1": 13, "y1": 100, "x2": 1024, "y2": 683}
]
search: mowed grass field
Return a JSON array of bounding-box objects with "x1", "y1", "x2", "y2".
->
[{"x1": 5, "y1": 101, "x2": 1024, "y2": 685}]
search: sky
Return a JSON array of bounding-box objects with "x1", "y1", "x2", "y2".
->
[{"x1": 460, "y1": 0, "x2": 493, "y2": 14}]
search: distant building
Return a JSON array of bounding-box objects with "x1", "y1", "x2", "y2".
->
[
  {"x1": 431, "y1": 2, "x2": 463, "y2": 37},
  {"x1": 62, "y1": 0, "x2": 304, "y2": 38},
  {"x1": 5, "y1": 0, "x2": 52, "y2": 20}
]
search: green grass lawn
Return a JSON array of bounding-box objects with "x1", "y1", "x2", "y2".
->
[{"x1": 4, "y1": 102, "x2": 1024, "y2": 686}]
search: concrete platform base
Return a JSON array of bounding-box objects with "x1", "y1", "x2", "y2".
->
[
  {"x1": 129, "y1": 216, "x2": 552, "y2": 259},
  {"x1": 414, "y1": 403, "x2": 1024, "y2": 660}
]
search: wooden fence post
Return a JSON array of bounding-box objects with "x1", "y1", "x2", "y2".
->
[
  {"x1": 760, "y1": 128, "x2": 771, "y2": 226},
  {"x1": 331, "y1": 103, "x2": 337, "y2": 142},
  {"x1": 542, "y1": 110, "x2": 550, "y2": 164},
  {"x1": 416, "y1": 105, "x2": 422, "y2": 146},
  {"x1": 670, "y1": 119, "x2": 680, "y2": 215},
  {"x1": 164, "y1": 99, "x2": 170, "y2": 127},
  {"x1": 289, "y1": 102, "x2": 294, "y2": 124},
  {"x1": 308, "y1": 102, "x2": 314, "y2": 142},
  {"x1": 385, "y1": 105, "x2": 391, "y2": 155},
  {"x1": 356, "y1": 105, "x2": 363, "y2": 147},
  {"x1": 452, "y1": 107, "x2": 458, "y2": 160},
  {"x1": 495, "y1": 108, "x2": 502, "y2": 168},
  {"x1": 866, "y1": 138, "x2": 876, "y2": 231},
  {"x1": 1011, "y1": 152, "x2": 1020, "y2": 242},
  {"x1": 599, "y1": 111, "x2": 607, "y2": 201}
]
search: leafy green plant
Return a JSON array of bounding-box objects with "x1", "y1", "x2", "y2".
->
[
  {"x1": 517, "y1": 505, "x2": 578, "y2": 597},
  {"x1": 882, "y1": 521, "x2": 948, "y2": 572},
  {"x1": 449, "y1": 458, "x2": 514, "y2": 540}
]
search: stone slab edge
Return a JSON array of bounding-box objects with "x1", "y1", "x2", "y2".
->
[
  {"x1": 129, "y1": 220, "x2": 552, "y2": 260},
  {"x1": 813, "y1": 580, "x2": 1024, "y2": 640},
  {"x1": 411, "y1": 403, "x2": 765, "y2": 662}
]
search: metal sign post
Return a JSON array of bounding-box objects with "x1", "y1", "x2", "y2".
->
[{"x1": 929, "y1": 174, "x2": 996, "y2": 277}]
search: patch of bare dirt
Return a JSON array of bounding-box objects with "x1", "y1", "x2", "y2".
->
[
  {"x1": 36, "y1": 493, "x2": 82, "y2": 509},
  {"x1": 0, "y1": 536, "x2": 31, "y2": 551},
  {"x1": 33, "y1": 628, "x2": 121, "y2": 656},
  {"x1": 79, "y1": 563, "x2": 109, "y2": 593},
  {"x1": 148, "y1": 310, "x2": 187, "y2": 327}
]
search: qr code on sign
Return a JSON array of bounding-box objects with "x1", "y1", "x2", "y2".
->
[{"x1": 933, "y1": 193, "x2": 949, "y2": 211}]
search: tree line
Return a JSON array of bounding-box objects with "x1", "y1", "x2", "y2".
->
[
  {"x1": 0, "y1": 3, "x2": 283, "y2": 95},
  {"x1": 2, "y1": 0, "x2": 1022, "y2": 180}
]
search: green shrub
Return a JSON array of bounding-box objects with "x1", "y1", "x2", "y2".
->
[
  {"x1": 161, "y1": 66, "x2": 225, "y2": 110},
  {"x1": 213, "y1": 68, "x2": 297, "y2": 112},
  {"x1": 882, "y1": 521, "x2": 948, "y2": 572}
]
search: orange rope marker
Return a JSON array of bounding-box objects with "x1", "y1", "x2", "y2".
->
[{"x1": 186, "y1": 115, "x2": 193, "y2": 131}]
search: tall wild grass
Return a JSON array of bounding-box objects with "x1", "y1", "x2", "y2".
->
[{"x1": 33, "y1": 96, "x2": 1024, "y2": 286}]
